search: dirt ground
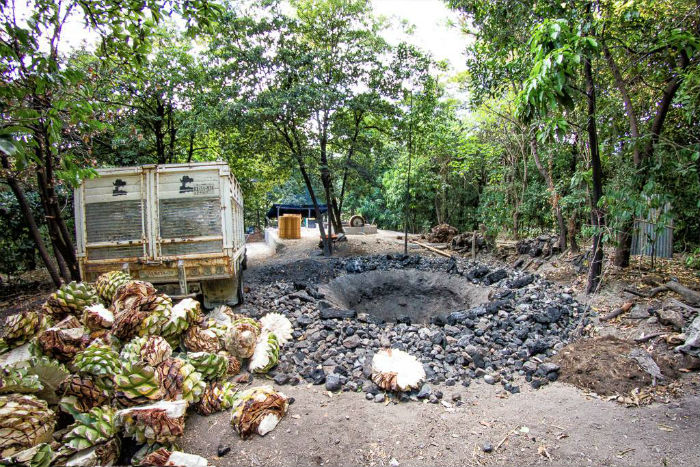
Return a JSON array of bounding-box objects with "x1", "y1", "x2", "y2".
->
[{"x1": 179, "y1": 228, "x2": 700, "y2": 467}]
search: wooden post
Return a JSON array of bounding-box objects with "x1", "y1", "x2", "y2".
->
[{"x1": 472, "y1": 230, "x2": 477, "y2": 260}]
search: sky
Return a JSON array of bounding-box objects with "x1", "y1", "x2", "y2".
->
[
  {"x1": 370, "y1": 0, "x2": 469, "y2": 74},
  {"x1": 50, "y1": 0, "x2": 470, "y2": 76}
]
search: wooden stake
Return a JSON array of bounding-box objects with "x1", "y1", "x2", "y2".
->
[{"x1": 412, "y1": 241, "x2": 453, "y2": 258}]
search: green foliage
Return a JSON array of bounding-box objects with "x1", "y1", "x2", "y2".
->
[
  {"x1": 0, "y1": 191, "x2": 42, "y2": 275},
  {"x1": 685, "y1": 248, "x2": 700, "y2": 269}
]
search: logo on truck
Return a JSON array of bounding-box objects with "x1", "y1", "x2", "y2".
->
[
  {"x1": 179, "y1": 176, "x2": 194, "y2": 193},
  {"x1": 179, "y1": 175, "x2": 215, "y2": 195},
  {"x1": 112, "y1": 179, "x2": 127, "y2": 196}
]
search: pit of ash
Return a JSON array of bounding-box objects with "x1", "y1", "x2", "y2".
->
[{"x1": 240, "y1": 254, "x2": 591, "y2": 401}]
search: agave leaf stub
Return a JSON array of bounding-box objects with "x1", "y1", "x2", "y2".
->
[
  {"x1": 260, "y1": 313, "x2": 293, "y2": 346},
  {"x1": 0, "y1": 366, "x2": 43, "y2": 394},
  {"x1": 248, "y1": 331, "x2": 279, "y2": 374},
  {"x1": 0, "y1": 442, "x2": 53, "y2": 467},
  {"x1": 0, "y1": 394, "x2": 56, "y2": 457}
]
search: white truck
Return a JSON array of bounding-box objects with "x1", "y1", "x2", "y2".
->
[{"x1": 74, "y1": 162, "x2": 246, "y2": 307}]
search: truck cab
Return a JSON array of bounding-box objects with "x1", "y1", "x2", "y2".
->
[{"x1": 74, "y1": 162, "x2": 246, "y2": 307}]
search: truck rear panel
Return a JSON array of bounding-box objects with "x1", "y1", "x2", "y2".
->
[{"x1": 75, "y1": 162, "x2": 244, "y2": 287}]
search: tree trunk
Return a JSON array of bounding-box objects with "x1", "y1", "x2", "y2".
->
[
  {"x1": 155, "y1": 99, "x2": 166, "y2": 164},
  {"x1": 167, "y1": 103, "x2": 177, "y2": 164},
  {"x1": 35, "y1": 127, "x2": 80, "y2": 281},
  {"x1": 337, "y1": 111, "x2": 362, "y2": 217},
  {"x1": 531, "y1": 137, "x2": 567, "y2": 249},
  {"x1": 187, "y1": 132, "x2": 195, "y2": 163},
  {"x1": 296, "y1": 155, "x2": 329, "y2": 255},
  {"x1": 584, "y1": 53, "x2": 605, "y2": 294},
  {"x1": 568, "y1": 213, "x2": 580, "y2": 253},
  {"x1": 612, "y1": 50, "x2": 690, "y2": 268},
  {"x1": 602, "y1": 42, "x2": 641, "y2": 165},
  {"x1": 1, "y1": 156, "x2": 62, "y2": 286},
  {"x1": 53, "y1": 246, "x2": 71, "y2": 284},
  {"x1": 331, "y1": 198, "x2": 344, "y2": 233}
]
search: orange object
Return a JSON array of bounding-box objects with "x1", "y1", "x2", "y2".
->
[{"x1": 278, "y1": 214, "x2": 301, "y2": 239}]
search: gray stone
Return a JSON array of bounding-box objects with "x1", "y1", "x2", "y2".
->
[
  {"x1": 416, "y1": 384, "x2": 431, "y2": 399},
  {"x1": 343, "y1": 334, "x2": 362, "y2": 349},
  {"x1": 464, "y1": 345, "x2": 485, "y2": 368},
  {"x1": 538, "y1": 362, "x2": 560, "y2": 374},
  {"x1": 273, "y1": 373, "x2": 290, "y2": 385},
  {"x1": 658, "y1": 308, "x2": 685, "y2": 331},
  {"x1": 325, "y1": 373, "x2": 342, "y2": 392},
  {"x1": 483, "y1": 374, "x2": 496, "y2": 385},
  {"x1": 320, "y1": 307, "x2": 357, "y2": 320},
  {"x1": 296, "y1": 315, "x2": 314, "y2": 327}
]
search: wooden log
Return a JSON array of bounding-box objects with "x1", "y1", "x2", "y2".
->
[
  {"x1": 412, "y1": 241, "x2": 453, "y2": 258},
  {"x1": 623, "y1": 282, "x2": 700, "y2": 306},
  {"x1": 666, "y1": 298, "x2": 700, "y2": 313},
  {"x1": 623, "y1": 287, "x2": 652, "y2": 298},
  {"x1": 634, "y1": 332, "x2": 666, "y2": 343},
  {"x1": 600, "y1": 301, "x2": 635, "y2": 321},
  {"x1": 664, "y1": 281, "x2": 700, "y2": 306}
]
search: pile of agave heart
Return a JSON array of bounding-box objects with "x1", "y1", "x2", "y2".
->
[{"x1": 0, "y1": 271, "x2": 293, "y2": 466}]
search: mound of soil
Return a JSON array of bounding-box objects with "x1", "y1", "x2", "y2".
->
[{"x1": 553, "y1": 336, "x2": 677, "y2": 396}]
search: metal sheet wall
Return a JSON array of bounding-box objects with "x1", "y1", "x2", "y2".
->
[{"x1": 630, "y1": 204, "x2": 674, "y2": 258}]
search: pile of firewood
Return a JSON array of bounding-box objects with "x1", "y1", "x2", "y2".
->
[
  {"x1": 450, "y1": 232, "x2": 488, "y2": 253},
  {"x1": 516, "y1": 235, "x2": 560, "y2": 258}
]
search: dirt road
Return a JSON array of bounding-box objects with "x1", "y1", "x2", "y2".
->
[{"x1": 182, "y1": 380, "x2": 699, "y2": 466}]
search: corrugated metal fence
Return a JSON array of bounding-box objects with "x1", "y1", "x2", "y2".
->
[{"x1": 631, "y1": 204, "x2": 674, "y2": 258}]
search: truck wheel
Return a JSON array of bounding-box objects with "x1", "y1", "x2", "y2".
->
[
  {"x1": 202, "y1": 275, "x2": 242, "y2": 308},
  {"x1": 236, "y1": 272, "x2": 244, "y2": 304}
]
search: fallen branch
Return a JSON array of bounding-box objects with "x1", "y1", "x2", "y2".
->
[
  {"x1": 665, "y1": 281, "x2": 700, "y2": 307},
  {"x1": 623, "y1": 287, "x2": 647, "y2": 298},
  {"x1": 623, "y1": 286, "x2": 667, "y2": 298},
  {"x1": 495, "y1": 428, "x2": 517, "y2": 451},
  {"x1": 412, "y1": 241, "x2": 453, "y2": 258},
  {"x1": 666, "y1": 298, "x2": 700, "y2": 313},
  {"x1": 634, "y1": 332, "x2": 666, "y2": 343},
  {"x1": 600, "y1": 301, "x2": 635, "y2": 321}
]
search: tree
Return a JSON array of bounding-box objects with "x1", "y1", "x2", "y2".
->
[
  {"x1": 0, "y1": 0, "x2": 220, "y2": 283},
  {"x1": 517, "y1": 15, "x2": 605, "y2": 292},
  {"x1": 596, "y1": 0, "x2": 700, "y2": 267},
  {"x1": 208, "y1": 0, "x2": 430, "y2": 255}
]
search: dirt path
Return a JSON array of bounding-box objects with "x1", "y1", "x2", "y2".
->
[
  {"x1": 182, "y1": 381, "x2": 699, "y2": 467},
  {"x1": 180, "y1": 230, "x2": 700, "y2": 467}
]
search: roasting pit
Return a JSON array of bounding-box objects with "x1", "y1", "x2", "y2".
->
[{"x1": 318, "y1": 269, "x2": 491, "y2": 324}]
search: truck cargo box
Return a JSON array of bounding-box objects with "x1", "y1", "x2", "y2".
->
[{"x1": 74, "y1": 162, "x2": 245, "y2": 307}]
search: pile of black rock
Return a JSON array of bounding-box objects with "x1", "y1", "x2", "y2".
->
[{"x1": 240, "y1": 254, "x2": 591, "y2": 402}]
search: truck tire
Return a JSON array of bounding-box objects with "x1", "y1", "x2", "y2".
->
[
  {"x1": 349, "y1": 215, "x2": 365, "y2": 227},
  {"x1": 236, "y1": 271, "x2": 244, "y2": 304},
  {"x1": 202, "y1": 275, "x2": 242, "y2": 308}
]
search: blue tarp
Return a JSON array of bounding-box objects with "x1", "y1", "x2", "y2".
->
[{"x1": 266, "y1": 203, "x2": 328, "y2": 219}]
